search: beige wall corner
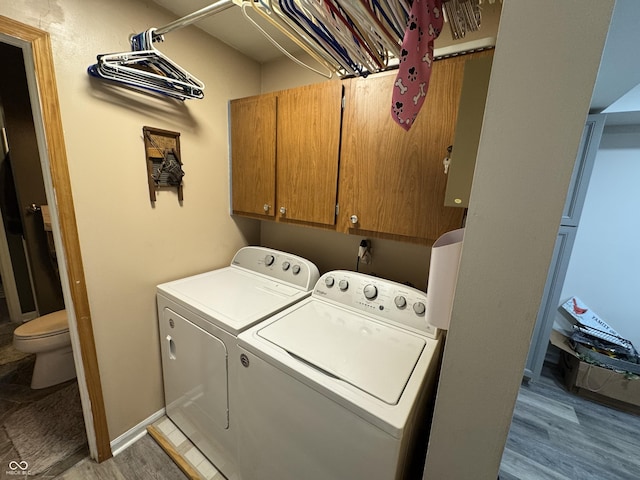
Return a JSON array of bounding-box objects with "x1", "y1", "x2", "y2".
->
[
  {"x1": 424, "y1": 1, "x2": 615, "y2": 479},
  {"x1": 260, "y1": 50, "x2": 333, "y2": 93}
]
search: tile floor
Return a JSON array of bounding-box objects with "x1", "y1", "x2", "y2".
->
[{"x1": 0, "y1": 315, "x2": 88, "y2": 479}]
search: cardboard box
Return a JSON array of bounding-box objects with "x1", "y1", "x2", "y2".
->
[{"x1": 550, "y1": 330, "x2": 640, "y2": 415}]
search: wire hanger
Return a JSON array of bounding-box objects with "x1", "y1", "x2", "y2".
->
[
  {"x1": 87, "y1": 0, "x2": 488, "y2": 100},
  {"x1": 240, "y1": 0, "x2": 337, "y2": 78},
  {"x1": 88, "y1": 0, "x2": 234, "y2": 100},
  {"x1": 88, "y1": 29, "x2": 205, "y2": 100},
  {"x1": 442, "y1": 0, "x2": 482, "y2": 40}
]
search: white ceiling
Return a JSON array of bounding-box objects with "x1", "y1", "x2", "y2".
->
[
  {"x1": 589, "y1": 0, "x2": 640, "y2": 125},
  {"x1": 151, "y1": 0, "x2": 640, "y2": 124}
]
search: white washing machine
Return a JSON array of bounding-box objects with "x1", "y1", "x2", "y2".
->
[
  {"x1": 236, "y1": 270, "x2": 443, "y2": 480},
  {"x1": 156, "y1": 246, "x2": 319, "y2": 479}
]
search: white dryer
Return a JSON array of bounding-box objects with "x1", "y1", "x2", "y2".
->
[
  {"x1": 156, "y1": 246, "x2": 319, "y2": 479},
  {"x1": 236, "y1": 270, "x2": 443, "y2": 480}
]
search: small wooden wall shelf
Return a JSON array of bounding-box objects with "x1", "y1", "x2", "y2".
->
[{"x1": 143, "y1": 126, "x2": 184, "y2": 202}]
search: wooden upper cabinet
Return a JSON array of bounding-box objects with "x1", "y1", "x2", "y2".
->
[
  {"x1": 338, "y1": 52, "x2": 490, "y2": 241},
  {"x1": 230, "y1": 93, "x2": 277, "y2": 218},
  {"x1": 276, "y1": 82, "x2": 343, "y2": 226},
  {"x1": 230, "y1": 51, "x2": 491, "y2": 241}
]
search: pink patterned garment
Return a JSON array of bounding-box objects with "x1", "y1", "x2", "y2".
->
[{"x1": 391, "y1": 0, "x2": 444, "y2": 130}]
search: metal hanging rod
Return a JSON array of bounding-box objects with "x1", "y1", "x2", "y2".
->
[{"x1": 153, "y1": 0, "x2": 235, "y2": 38}]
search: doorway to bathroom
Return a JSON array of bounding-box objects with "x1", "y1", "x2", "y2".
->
[
  {"x1": 0, "y1": 41, "x2": 65, "y2": 323},
  {"x1": 0, "y1": 40, "x2": 89, "y2": 477}
]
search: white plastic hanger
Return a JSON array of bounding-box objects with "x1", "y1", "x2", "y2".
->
[{"x1": 89, "y1": 29, "x2": 205, "y2": 100}]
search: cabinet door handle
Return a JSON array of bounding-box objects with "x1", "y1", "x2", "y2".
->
[
  {"x1": 350, "y1": 215, "x2": 358, "y2": 224},
  {"x1": 263, "y1": 204, "x2": 270, "y2": 212},
  {"x1": 279, "y1": 206, "x2": 286, "y2": 215}
]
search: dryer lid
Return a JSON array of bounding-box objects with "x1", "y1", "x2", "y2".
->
[
  {"x1": 257, "y1": 302, "x2": 426, "y2": 405},
  {"x1": 157, "y1": 267, "x2": 306, "y2": 334}
]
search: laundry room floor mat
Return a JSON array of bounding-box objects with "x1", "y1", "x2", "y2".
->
[{"x1": 3, "y1": 381, "x2": 87, "y2": 476}]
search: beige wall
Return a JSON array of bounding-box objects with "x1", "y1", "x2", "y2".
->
[
  {"x1": 0, "y1": 0, "x2": 261, "y2": 440},
  {"x1": 260, "y1": 51, "x2": 331, "y2": 93},
  {"x1": 424, "y1": 1, "x2": 614, "y2": 478},
  {"x1": 261, "y1": 221, "x2": 433, "y2": 290}
]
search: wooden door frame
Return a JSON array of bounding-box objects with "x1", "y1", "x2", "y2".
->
[{"x1": 0, "y1": 16, "x2": 111, "y2": 462}]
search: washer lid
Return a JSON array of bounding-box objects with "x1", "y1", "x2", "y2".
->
[{"x1": 257, "y1": 302, "x2": 426, "y2": 405}]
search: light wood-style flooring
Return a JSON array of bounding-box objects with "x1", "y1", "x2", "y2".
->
[{"x1": 52, "y1": 363, "x2": 640, "y2": 480}]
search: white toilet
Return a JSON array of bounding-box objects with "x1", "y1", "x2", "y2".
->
[{"x1": 13, "y1": 309, "x2": 76, "y2": 389}]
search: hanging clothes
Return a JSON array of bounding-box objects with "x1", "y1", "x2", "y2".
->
[{"x1": 391, "y1": 0, "x2": 444, "y2": 130}]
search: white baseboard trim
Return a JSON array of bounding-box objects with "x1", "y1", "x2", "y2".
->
[{"x1": 110, "y1": 407, "x2": 166, "y2": 456}]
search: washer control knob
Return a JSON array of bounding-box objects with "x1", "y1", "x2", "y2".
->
[
  {"x1": 363, "y1": 284, "x2": 378, "y2": 300},
  {"x1": 338, "y1": 279, "x2": 349, "y2": 291},
  {"x1": 292, "y1": 265, "x2": 301, "y2": 275},
  {"x1": 413, "y1": 302, "x2": 426, "y2": 315},
  {"x1": 240, "y1": 354, "x2": 250, "y2": 368},
  {"x1": 264, "y1": 255, "x2": 275, "y2": 266},
  {"x1": 394, "y1": 296, "x2": 407, "y2": 309},
  {"x1": 282, "y1": 261, "x2": 290, "y2": 271},
  {"x1": 325, "y1": 277, "x2": 335, "y2": 287}
]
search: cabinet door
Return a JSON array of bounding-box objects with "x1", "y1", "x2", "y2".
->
[
  {"x1": 444, "y1": 54, "x2": 494, "y2": 208},
  {"x1": 561, "y1": 114, "x2": 606, "y2": 226},
  {"x1": 338, "y1": 55, "x2": 482, "y2": 241},
  {"x1": 276, "y1": 82, "x2": 343, "y2": 226},
  {"x1": 230, "y1": 94, "x2": 277, "y2": 218}
]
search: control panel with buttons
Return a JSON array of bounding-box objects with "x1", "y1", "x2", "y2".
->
[
  {"x1": 313, "y1": 270, "x2": 438, "y2": 338},
  {"x1": 230, "y1": 247, "x2": 320, "y2": 290}
]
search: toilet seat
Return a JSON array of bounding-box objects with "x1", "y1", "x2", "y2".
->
[
  {"x1": 14, "y1": 310, "x2": 69, "y2": 340},
  {"x1": 12, "y1": 309, "x2": 76, "y2": 388}
]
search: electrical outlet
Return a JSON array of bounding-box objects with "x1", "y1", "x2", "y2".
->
[{"x1": 358, "y1": 239, "x2": 372, "y2": 264}]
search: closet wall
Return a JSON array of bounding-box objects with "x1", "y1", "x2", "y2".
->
[
  {"x1": 0, "y1": 0, "x2": 261, "y2": 441},
  {"x1": 558, "y1": 125, "x2": 640, "y2": 349}
]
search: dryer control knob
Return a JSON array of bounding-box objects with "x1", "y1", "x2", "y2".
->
[
  {"x1": 292, "y1": 265, "x2": 301, "y2": 275},
  {"x1": 264, "y1": 255, "x2": 275, "y2": 266},
  {"x1": 363, "y1": 284, "x2": 378, "y2": 300},
  {"x1": 394, "y1": 296, "x2": 407, "y2": 309},
  {"x1": 338, "y1": 279, "x2": 349, "y2": 291},
  {"x1": 282, "y1": 261, "x2": 290, "y2": 271},
  {"x1": 413, "y1": 302, "x2": 426, "y2": 315},
  {"x1": 325, "y1": 277, "x2": 335, "y2": 287}
]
